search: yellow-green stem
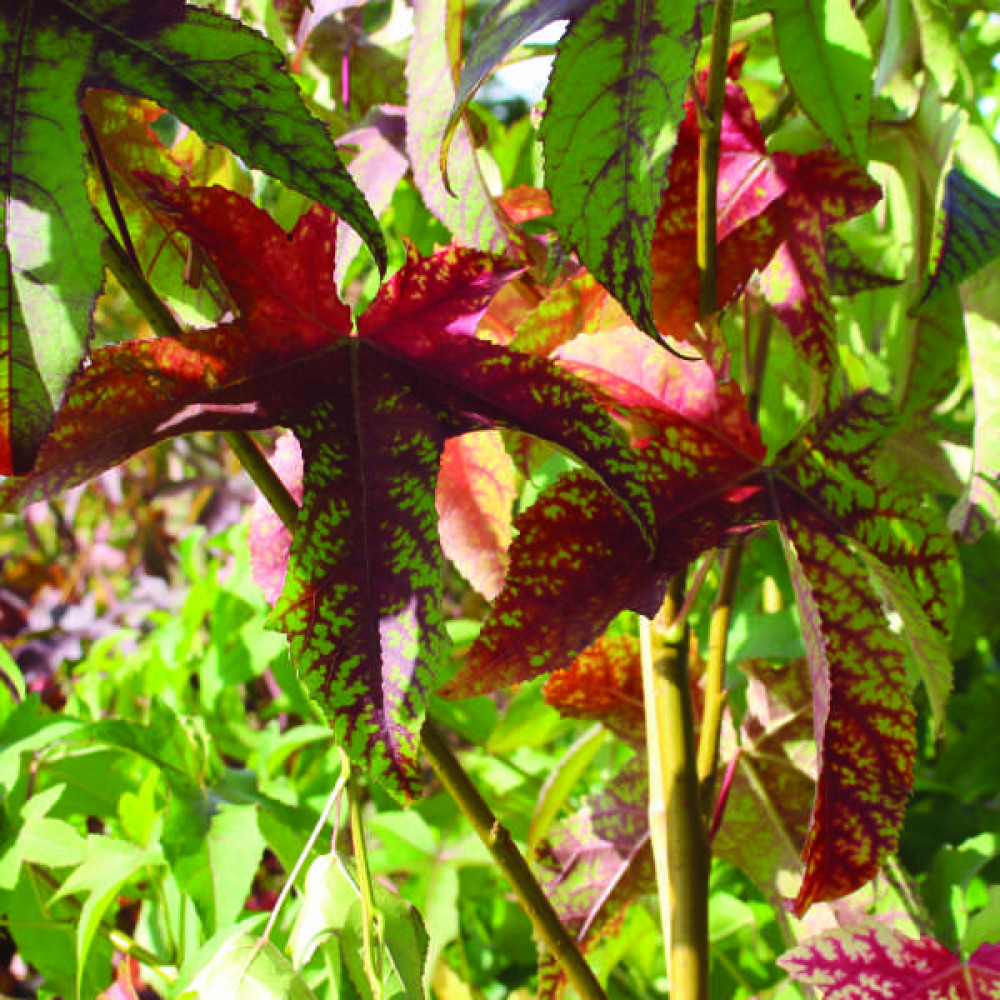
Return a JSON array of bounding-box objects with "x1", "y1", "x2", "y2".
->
[
  {"x1": 641, "y1": 577, "x2": 708, "y2": 1000},
  {"x1": 696, "y1": 0, "x2": 736, "y2": 318},
  {"x1": 421, "y1": 719, "x2": 608, "y2": 1000}
]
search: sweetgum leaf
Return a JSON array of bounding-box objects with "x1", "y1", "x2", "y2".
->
[
  {"x1": 779, "y1": 926, "x2": 1000, "y2": 1000},
  {"x1": 915, "y1": 169, "x2": 1000, "y2": 310},
  {"x1": 650, "y1": 77, "x2": 787, "y2": 352},
  {"x1": 2, "y1": 182, "x2": 662, "y2": 795},
  {"x1": 436, "y1": 431, "x2": 515, "y2": 600},
  {"x1": 768, "y1": 0, "x2": 873, "y2": 162},
  {"x1": 1, "y1": 3, "x2": 105, "y2": 474},
  {"x1": 777, "y1": 505, "x2": 916, "y2": 917},
  {"x1": 535, "y1": 756, "x2": 655, "y2": 1000},
  {"x1": 442, "y1": 327, "x2": 767, "y2": 697},
  {"x1": 540, "y1": 0, "x2": 699, "y2": 340},
  {"x1": 825, "y1": 231, "x2": 903, "y2": 296},
  {"x1": 759, "y1": 149, "x2": 882, "y2": 371}
]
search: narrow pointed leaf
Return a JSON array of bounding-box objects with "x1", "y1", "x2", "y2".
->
[
  {"x1": 778, "y1": 506, "x2": 916, "y2": 916},
  {"x1": 768, "y1": 0, "x2": 873, "y2": 162},
  {"x1": 436, "y1": 430, "x2": 516, "y2": 600},
  {"x1": 407, "y1": 0, "x2": 511, "y2": 252},
  {"x1": 0, "y1": 4, "x2": 105, "y2": 474},
  {"x1": 86, "y1": 4, "x2": 386, "y2": 271},
  {"x1": 915, "y1": 168, "x2": 1000, "y2": 309},
  {"x1": 779, "y1": 926, "x2": 1000, "y2": 1000},
  {"x1": 778, "y1": 392, "x2": 956, "y2": 730},
  {"x1": 445, "y1": 0, "x2": 595, "y2": 158},
  {"x1": 540, "y1": 0, "x2": 699, "y2": 339}
]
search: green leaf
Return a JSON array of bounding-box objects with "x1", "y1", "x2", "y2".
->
[
  {"x1": 0, "y1": 786, "x2": 86, "y2": 890},
  {"x1": 911, "y1": 0, "x2": 971, "y2": 101},
  {"x1": 768, "y1": 0, "x2": 873, "y2": 162},
  {"x1": 84, "y1": 5, "x2": 386, "y2": 272},
  {"x1": 288, "y1": 854, "x2": 428, "y2": 1000},
  {"x1": 180, "y1": 932, "x2": 318, "y2": 1000},
  {"x1": 406, "y1": 0, "x2": 512, "y2": 252},
  {"x1": 540, "y1": 0, "x2": 699, "y2": 339},
  {"x1": 915, "y1": 169, "x2": 1000, "y2": 309},
  {"x1": 0, "y1": 3, "x2": 105, "y2": 475},
  {"x1": 51, "y1": 835, "x2": 164, "y2": 998},
  {"x1": 162, "y1": 795, "x2": 266, "y2": 937}
]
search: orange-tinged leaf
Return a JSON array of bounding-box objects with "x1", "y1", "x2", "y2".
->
[
  {"x1": 542, "y1": 635, "x2": 645, "y2": 746},
  {"x1": 436, "y1": 430, "x2": 515, "y2": 600}
]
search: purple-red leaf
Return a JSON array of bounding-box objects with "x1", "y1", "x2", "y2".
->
[
  {"x1": 442, "y1": 328, "x2": 767, "y2": 697},
  {"x1": 779, "y1": 926, "x2": 1000, "y2": 1000}
]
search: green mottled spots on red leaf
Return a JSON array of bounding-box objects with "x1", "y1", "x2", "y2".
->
[
  {"x1": 777, "y1": 393, "x2": 957, "y2": 729},
  {"x1": 779, "y1": 508, "x2": 915, "y2": 916},
  {"x1": 273, "y1": 363, "x2": 447, "y2": 799},
  {"x1": 444, "y1": 335, "x2": 768, "y2": 696},
  {"x1": 759, "y1": 150, "x2": 882, "y2": 372},
  {"x1": 543, "y1": 635, "x2": 645, "y2": 746},
  {"x1": 780, "y1": 926, "x2": 1000, "y2": 1000}
]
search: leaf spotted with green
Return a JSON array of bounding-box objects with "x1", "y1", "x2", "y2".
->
[
  {"x1": 759, "y1": 149, "x2": 882, "y2": 371},
  {"x1": 540, "y1": 0, "x2": 700, "y2": 341},
  {"x1": 780, "y1": 926, "x2": 1000, "y2": 1000},
  {"x1": 776, "y1": 503, "x2": 916, "y2": 916},
  {"x1": 273, "y1": 367, "x2": 447, "y2": 797},
  {"x1": 442, "y1": 327, "x2": 768, "y2": 697},
  {"x1": 1, "y1": 181, "x2": 664, "y2": 796}
]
